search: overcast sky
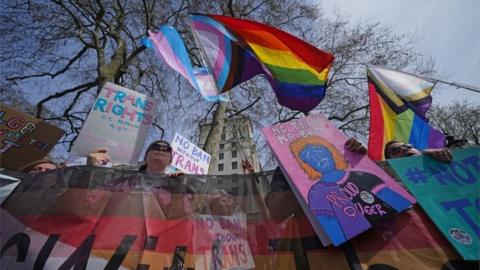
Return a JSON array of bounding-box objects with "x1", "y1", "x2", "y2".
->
[{"x1": 320, "y1": 0, "x2": 480, "y2": 105}]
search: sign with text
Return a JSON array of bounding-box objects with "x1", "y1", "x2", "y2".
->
[
  {"x1": 194, "y1": 213, "x2": 255, "y2": 269},
  {"x1": 262, "y1": 113, "x2": 415, "y2": 246},
  {"x1": 171, "y1": 132, "x2": 211, "y2": 175},
  {"x1": 388, "y1": 146, "x2": 480, "y2": 260},
  {"x1": 0, "y1": 104, "x2": 64, "y2": 170},
  {"x1": 71, "y1": 82, "x2": 157, "y2": 165}
]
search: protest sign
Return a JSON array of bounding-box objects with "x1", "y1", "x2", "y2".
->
[
  {"x1": 171, "y1": 132, "x2": 211, "y2": 175},
  {"x1": 0, "y1": 104, "x2": 65, "y2": 170},
  {"x1": 262, "y1": 113, "x2": 415, "y2": 246},
  {"x1": 0, "y1": 167, "x2": 473, "y2": 270},
  {"x1": 194, "y1": 213, "x2": 255, "y2": 269},
  {"x1": 388, "y1": 146, "x2": 480, "y2": 260},
  {"x1": 71, "y1": 82, "x2": 157, "y2": 165}
]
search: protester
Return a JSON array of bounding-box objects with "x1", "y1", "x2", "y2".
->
[
  {"x1": 90, "y1": 140, "x2": 193, "y2": 220},
  {"x1": 205, "y1": 188, "x2": 236, "y2": 216},
  {"x1": 86, "y1": 148, "x2": 111, "y2": 166},
  {"x1": 384, "y1": 140, "x2": 452, "y2": 162},
  {"x1": 18, "y1": 159, "x2": 60, "y2": 174},
  {"x1": 86, "y1": 140, "x2": 174, "y2": 173},
  {"x1": 138, "y1": 140, "x2": 173, "y2": 173}
]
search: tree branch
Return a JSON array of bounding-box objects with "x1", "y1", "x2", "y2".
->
[
  {"x1": 36, "y1": 81, "x2": 98, "y2": 118},
  {"x1": 228, "y1": 97, "x2": 261, "y2": 118},
  {"x1": 329, "y1": 104, "x2": 369, "y2": 122}
]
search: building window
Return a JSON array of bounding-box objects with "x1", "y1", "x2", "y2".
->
[
  {"x1": 231, "y1": 150, "x2": 237, "y2": 158},
  {"x1": 218, "y1": 179, "x2": 224, "y2": 185},
  {"x1": 232, "y1": 161, "x2": 238, "y2": 170},
  {"x1": 231, "y1": 142, "x2": 237, "y2": 148},
  {"x1": 219, "y1": 152, "x2": 224, "y2": 160},
  {"x1": 218, "y1": 164, "x2": 224, "y2": 171},
  {"x1": 232, "y1": 178, "x2": 238, "y2": 183},
  {"x1": 231, "y1": 187, "x2": 239, "y2": 196},
  {"x1": 219, "y1": 144, "x2": 224, "y2": 150},
  {"x1": 221, "y1": 133, "x2": 226, "y2": 141}
]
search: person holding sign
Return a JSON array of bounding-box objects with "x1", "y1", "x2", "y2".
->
[
  {"x1": 85, "y1": 140, "x2": 174, "y2": 173},
  {"x1": 138, "y1": 140, "x2": 174, "y2": 173},
  {"x1": 19, "y1": 159, "x2": 60, "y2": 174},
  {"x1": 86, "y1": 148, "x2": 111, "y2": 166},
  {"x1": 384, "y1": 140, "x2": 453, "y2": 162}
]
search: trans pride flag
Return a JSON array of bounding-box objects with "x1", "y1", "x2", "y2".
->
[
  {"x1": 367, "y1": 66, "x2": 445, "y2": 160},
  {"x1": 190, "y1": 14, "x2": 334, "y2": 113},
  {"x1": 147, "y1": 27, "x2": 228, "y2": 102}
]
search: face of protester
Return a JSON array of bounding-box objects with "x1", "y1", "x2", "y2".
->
[
  {"x1": 29, "y1": 162, "x2": 58, "y2": 173},
  {"x1": 385, "y1": 142, "x2": 422, "y2": 159},
  {"x1": 145, "y1": 141, "x2": 173, "y2": 172},
  {"x1": 210, "y1": 193, "x2": 235, "y2": 216}
]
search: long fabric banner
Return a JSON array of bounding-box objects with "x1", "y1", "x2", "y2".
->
[
  {"x1": 388, "y1": 146, "x2": 480, "y2": 260},
  {"x1": 0, "y1": 167, "x2": 476, "y2": 269}
]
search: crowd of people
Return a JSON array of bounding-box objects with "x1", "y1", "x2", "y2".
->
[
  {"x1": 7, "y1": 135, "x2": 455, "y2": 222},
  {"x1": 15, "y1": 136, "x2": 453, "y2": 175}
]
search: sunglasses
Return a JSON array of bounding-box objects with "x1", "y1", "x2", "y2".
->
[
  {"x1": 387, "y1": 143, "x2": 413, "y2": 156},
  {"x1": 148, "y1": 144, "x2": 172, "y2": 152}
]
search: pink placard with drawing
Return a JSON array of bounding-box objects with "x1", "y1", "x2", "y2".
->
[{"x1": 262, "y1": 113, "x2": 415, "y2": 246}]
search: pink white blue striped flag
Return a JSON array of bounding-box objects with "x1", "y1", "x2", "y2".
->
[{"x1": 147, "y1": 27, "x2": 228, "y2": 102}]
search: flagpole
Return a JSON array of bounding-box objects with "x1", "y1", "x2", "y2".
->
[
  {"x1": 417, "y1": 76, "x2": 479, "y2": 93},
  {"x1": 367, "y1": 64, "x2": 480, "y2": 93}
]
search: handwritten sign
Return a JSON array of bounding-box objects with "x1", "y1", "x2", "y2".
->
[
  {"x1": 388, "y1": 146, "x2": 479, "y2": 260},
  {"x1": 194, "y1": 213, "x2": 255, "y2": 269},
  {"x1": 71, "y1": 82, "x2": 157, "y2": 165},
  {"x1": 0, "y1": 104, "x2": 65, "y2": 170},
  {"x1": 262, "y1": 113, "x2": 415, "y2": 246},
  {"x1": 170, "y1": 132, "x2": 211, "y2": 175}
]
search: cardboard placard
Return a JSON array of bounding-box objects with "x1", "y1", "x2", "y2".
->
[
  {"x1": 262, "y1": 113, "x2": 415, "y2": 246},
  {"x1": 171, "y1": 132, "x2": 211, "y2": 175},
  {"x1": 0, "y1": 104, "x2": 65, "y2": 170},
  {"x1": 71, "y1": 82, "x2": 157, "y2": 165},
  {"x1": 388, "y1": 146, "x2": 479, "y2": 260}
]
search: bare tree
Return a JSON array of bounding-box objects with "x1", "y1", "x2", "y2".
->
[
  {"x1": 429, "y1": 101, "x2": 480, "y2": 146},
  {"x1": 1, "y1": 0, "x2": 435, "y2": 169}
]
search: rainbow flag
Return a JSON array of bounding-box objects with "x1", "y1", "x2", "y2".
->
[
  {"x1": 147, "y1": 27, "x2": 228, "y2": 102},
  {"x1": 367, "y1": 66, "x2": 445, "y2": 160},
  {"x1": 190, "y1": 14, "x2": 334, "y2": 113}
]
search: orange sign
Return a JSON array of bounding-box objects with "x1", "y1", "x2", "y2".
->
[{"x1": 0, "y1": 104, "x2": 65, "y2": 170}]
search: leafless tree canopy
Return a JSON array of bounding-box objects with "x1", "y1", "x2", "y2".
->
[
  {"x1": 1, "y1": 0, "x2": 435, "y2": 167},
  {"x1": 429, "y1": 101, "x2": 480, "y2": 146}
]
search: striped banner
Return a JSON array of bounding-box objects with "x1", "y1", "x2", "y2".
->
[{"x1": 0, "y1": 167, "x2": 475, "y2": 269}]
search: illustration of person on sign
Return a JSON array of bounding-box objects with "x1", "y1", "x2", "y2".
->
[{"x1": 289, "y1": 136, "x2": 411, "y2": 244}]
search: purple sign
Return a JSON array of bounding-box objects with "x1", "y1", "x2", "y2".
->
[{"x1": 262, "y1": 113, "x2": 415, "y2": 246}]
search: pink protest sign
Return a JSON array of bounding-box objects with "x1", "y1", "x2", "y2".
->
[
  {"x1": 71, "y1": 82, "x2": 157, "y2": 165},
  {"x1": 262, "y1": 113, "x2": 415, "y2": 246}
]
